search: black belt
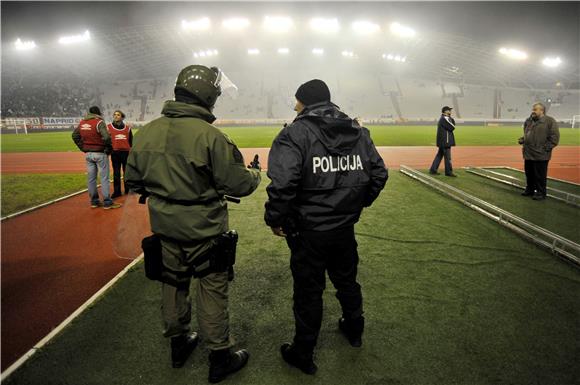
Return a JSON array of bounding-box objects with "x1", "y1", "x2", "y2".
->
[{"x1": 150, "y1": 193, "x2": 221, "y2": 206}]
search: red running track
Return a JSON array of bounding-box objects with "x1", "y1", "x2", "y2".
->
[
  {"x1": 2, "y1": 147, "x2": 579, "y2": 182},
  {"x1": 1, "y1": 192, "x2": 132, "y2": 370},
  {"x1": 1, "y1": 146, "x2": 578, "y2": 370}
]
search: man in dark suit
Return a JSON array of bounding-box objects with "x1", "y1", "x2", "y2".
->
[{"x1": 429, "y1": 106, "x2": 457, "y2": 177}]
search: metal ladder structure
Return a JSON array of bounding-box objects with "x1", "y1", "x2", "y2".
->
[{"x1": 399, "y1": 165, "x2": 580, "y2": 267}]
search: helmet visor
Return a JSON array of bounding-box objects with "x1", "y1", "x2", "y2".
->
[{"x1": 212, "y1": 67, "x2": 239, "y2": 100}]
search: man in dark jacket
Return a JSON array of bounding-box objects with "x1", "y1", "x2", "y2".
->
[
  {"x1": 72, "y1": 106, "x2": 121, "y2": 209},
  {"x1": 518, "y1": 102, "x2": 560, "y2": 200},
  {"x1": 429, "y1": 106, "x2": 457, "y2": 177},
  {"x1": 265, "y1": 79, "x2": 388, "y2": 374}
]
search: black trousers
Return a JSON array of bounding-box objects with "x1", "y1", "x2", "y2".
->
[
  {"x1": 430, "y1": 147, "x2": 453, "y2": 175},
  {"x1": 524, "y1": 160, "x2": 549, "y2": 196},
  {"x1": 111, "y1": 151, "x2": 129, "y2": 195},
  {"x1": 286, "y1": 225, "x2": 363, "y2": 350}
]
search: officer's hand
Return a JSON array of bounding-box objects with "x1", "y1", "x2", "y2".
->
[
  {"x1": 270, "y1": 226, "x2": 287, "y2": 237},
  {"x1": 517, "y1": 137, "x2": 524, "y2": 145}
]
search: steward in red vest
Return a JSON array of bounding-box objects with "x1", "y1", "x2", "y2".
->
[
  {"x1": 71, "y1": 106, "x2": 120, "y2": 209},
  {"x1": 72, "y1": 111, "x2": 112, "y2": 153},
  {"x1": 107, "y1": 110, "x2": 133, "y2": 197}
]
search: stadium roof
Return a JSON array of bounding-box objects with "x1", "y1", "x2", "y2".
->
[{"x1": 2, "y1": 1, "x2": 579, "y2": 89}]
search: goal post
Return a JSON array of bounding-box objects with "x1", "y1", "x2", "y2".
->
[
  {"x1": 571, "y1": 115, "x2": 580, "y2": 129},
  {"x1": 2, "y1": 118, "x2": 28, "y2": 134}
]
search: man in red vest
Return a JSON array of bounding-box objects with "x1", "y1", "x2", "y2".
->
[
  {"x1": 72, "y1": 106, "x2": 121, "y2": 209},
  {"x1": 107, "y1": 110, "x2": 133, "y2": 198}
]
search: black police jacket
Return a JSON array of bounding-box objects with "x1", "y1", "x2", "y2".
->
[
  {"x1": 265, "y1": 102, "x2": 388, "y2": 232},
  {"x1": 436, "y1": 115, "x2": 456, "y2": 148}
]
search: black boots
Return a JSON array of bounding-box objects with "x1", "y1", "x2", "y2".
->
[
  {"x1": 171, "y1": 332, "x2": 199, "y2": 368},
  {"x1": 208, "y1": 348, "x2": 250, "y2": 383},
  {"x1": 338, "y1": 316, "x2": 364, "y2": 347},
  {"x1": 280, "y1": 343, "x2": 318, "y2": 375}
]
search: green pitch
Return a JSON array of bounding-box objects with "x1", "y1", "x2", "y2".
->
[
  {"x1": 0, "y1": 173, "x2": 87, "y2": 217},
  {"x1": 2, "y1": 125, "x2": 579, "y2": 152},
  {"x1": 5, "y1": 173, "x2": 580, "y2": 385}
]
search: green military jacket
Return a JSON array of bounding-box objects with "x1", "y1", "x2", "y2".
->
[
  {"x1": 126, "y1": 101, "x2": 261, "y2": 242},
  {"x1": 521, "y1": 115, "x2": 560, "y2": 161}
]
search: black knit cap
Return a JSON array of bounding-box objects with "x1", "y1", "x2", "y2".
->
[{"x1": 295, "y1": 79, "x2": 331, "y2": 106}]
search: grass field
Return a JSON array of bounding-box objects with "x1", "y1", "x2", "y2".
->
[
  {"x1": 5, "y1": 172, "x2": 580, "y2": 385},
  {"x1": 0, "y1": 173, "x2": 87, "y2": 217},
  {"x1": 425, "y1": 169, "x2": 580, "y2": 243},
  {"x1": 2, "y1": 125, "x2": 580, "y2": 152}
]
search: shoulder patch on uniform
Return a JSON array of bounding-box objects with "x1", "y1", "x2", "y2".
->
[{"x1": 232, "y1": 145, "x2": 244, "y2": 164}]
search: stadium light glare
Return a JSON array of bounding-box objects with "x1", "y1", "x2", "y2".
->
[
  {"x1": 222, "y1": 18, "x2": 250, "y2": 31},
  {"x1": 58, "y1": 30, "x2": 91, "y2": 45},
  {"x1": 277, "y1": 47, "x2": 290, "y2": 55},
  {"x1": 264, "y1": 16, "x2": 293, "y2": 33},
  {"x1": 341, "y1": 50, "x2": 355, "y2": 58},
  {"x1": 352, "y1": 20, "x2": 380, "y2": 35},
  {"x1": 390, "y1": 22, "x2": 416, "y2": 38},
  {"x1": 383, "y1": 53, "x2": 407, "y2": 62},
  {"x1": 542, "y1": 56, "x2": 562, "y2": 68},
  {"x1": 498, "y1": 47, "x2": 527, "y2": 60},
  {"x1": 193, "y1": 49, "x2": 218, "y2": 58},
  {"x1": 14, "y1": 38, "x2": 36, "y2": 51},
  {"x1": 312, "y1": 48, "x2": 324, "y2": 56},
  {"x1": 247, "y1": 48, "x2": 260, "y2": 55},
  {"x1": 310, "y1": 18, "x2": 340, "y2": 33},
  {"x1": 182, "y1": 18, "x2": 211, "y2": 31}
]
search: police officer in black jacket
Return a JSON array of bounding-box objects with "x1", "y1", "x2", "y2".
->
[
  {"x1": 265, "y1": 79, "x2": 388, "y2": 374},
  {"x1": 429, "y1": 106, "x2": 457, "y2": 177}
]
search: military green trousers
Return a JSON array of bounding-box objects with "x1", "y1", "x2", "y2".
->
[{"x1": 160, "y1": 238, "x2": 234, "y2": 351}]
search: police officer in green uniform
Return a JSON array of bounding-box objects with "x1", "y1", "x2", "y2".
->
[{"x1": 125, "y1": 65, "x2": 261, "y2": 383}]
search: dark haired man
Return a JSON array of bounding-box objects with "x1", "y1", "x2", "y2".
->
[
  {"x1": 519, "y1": 102, "x2": 560, "y2": 200},
  {"x1": 429, "y1": 106, "x2": 457, "y2": 177},
  {"x1": 107, "y1": 110, "x2": 132, "y2": 198},
  {"x1": 72, "y1": 106, "x2": 121, "y2": 209}
]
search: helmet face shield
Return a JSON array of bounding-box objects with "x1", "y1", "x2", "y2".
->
[{"x1": 212, "y1": 67, "x2": 239, "y2": 100}]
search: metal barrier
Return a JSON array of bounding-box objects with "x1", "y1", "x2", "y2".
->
[
  {"x1": 399, "y1": 165, "x2": 580, "y2": 267},
  {"x1": 464, "y1": 167, "x2": 580, "y2": 207},
  {"x1": 483, "y1": 166, "x2": 580, "y2": 187}
]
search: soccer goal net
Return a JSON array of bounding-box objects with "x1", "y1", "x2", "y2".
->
[
  {"x1": 571, "y1": 115, "x2": 580, "y2": 128},
  {"x1": 2, "y1": 118, "x2": 29, "y2": 134}
]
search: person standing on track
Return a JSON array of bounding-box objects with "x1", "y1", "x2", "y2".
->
[
  {"x1": 518, "y1": 102, "x2": 560, "y2": 200},
  {"x1": 265, "y1": 79, "x2": 388, "y2": 374},
  {"x1": 429, "y1": 106, "x2": 457, "y2": 177},
  {"x1": 107, "y1": 110, "x2": 132, "y2": 198},
  {"x1": 72, "y1": 106, "x2": 121, "y2": 209},
  {"x1": 125, "y1": 65, "x2": 260, "y2": 383}
]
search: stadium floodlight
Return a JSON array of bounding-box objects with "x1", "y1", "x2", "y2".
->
[
  {"x1": 390, "y1": 22, "x2": 416, "y2": 38},
  {"x1": 222, "y1": 17, "x2": 250, "y2": 31},
  {"x1": 310, "y1": 18, "x2": 340, "y2": 33},
  {"x1": 264, "y1": 16, "x2": 294, "y2": 33},
  {"x1": 277, "y1": 47, "x2": 290, "y2": 55},
  {"x1": 58, "y1": 30, "x2": 90, "y2": 45},
  {"x1": 542, "y1": 56, "x2": 562, "y2": 68},
  {"x1": 14, "y1": 38, "x2": 36, "y2": 51},
  {"x1": 182, "y1": 17, "x2": 211, "y2": 31},
  {"x1": 382, "y1": 53, "x2": 407, "y2": 62},
  {"x1": 193, "y1": 49, "x2": 218, "y2": 58},
  {"x1": 247, "y1": 48, "x2": 260, "y2": 55},
  {"x1": 341, "y1": 50, "x2": 355, "y2": 58},
  {"x1": 312, "y1": 48, "x2": 324, "y2": 56},
  {"x1": 498, "y1": 47, "x2": 527, "y2": 60},
  {"x1": 352, "y1": 20, "x2": 380, "y2": 35}
]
